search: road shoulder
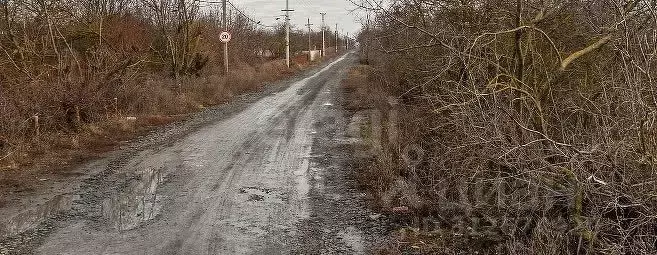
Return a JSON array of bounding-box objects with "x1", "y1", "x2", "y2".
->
[{"x1": 293, "y1": 55, "x2": 392, "y2": 254}]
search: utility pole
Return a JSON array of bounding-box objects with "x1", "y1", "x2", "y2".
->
[
  {"x1": 342, "y1": 29, "x2": 345, "y2": 51},
  {"x1": 320, "y1": 13, "x2": 326, "y2": 57},
  {"x1": 222, "y1": 0, "x2": 228, "y2": 74},
  {"x1": 335, "y1": 24, "x2": 338, "y2": 53},
  {"x1": 306, "y1": 18, "x2": 313, "y2": 55},
  {"x1": 282, "y1": 1, "x2": 294, "y2": 68},
  {"x1": 346, "y1": 32, "x2": 349, "y2": 50}
]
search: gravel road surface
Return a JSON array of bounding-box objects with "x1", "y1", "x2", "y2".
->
[{"x1": 2, "y1": 53, "x2": 386, "y2": 255}]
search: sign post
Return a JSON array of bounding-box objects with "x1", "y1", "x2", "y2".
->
[{"x1": 220, "y1": 31, "x2": 231, "y2": 74}]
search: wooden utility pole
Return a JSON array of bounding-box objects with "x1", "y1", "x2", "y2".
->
[
  {"x1": 222, "y1": 0, "x2": 228, "y2": 74},
  {"x1": 320, "y1": 13, "x2": 326, "y2": 57}
]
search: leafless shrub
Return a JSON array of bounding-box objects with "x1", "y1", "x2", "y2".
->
[{"x1": 354, "y1": 0, "x2": 657, "y2": 253}]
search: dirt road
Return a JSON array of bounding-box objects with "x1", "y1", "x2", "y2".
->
[{"x1": 1, "y1": 53, "x2": 387, "y2": 254}]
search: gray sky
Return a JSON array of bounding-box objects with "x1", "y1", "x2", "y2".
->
[{"x1": 230, "y1": 0, "x2": 363, "y2": 37}]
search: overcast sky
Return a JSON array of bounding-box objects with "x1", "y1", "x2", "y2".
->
[{"x1": 230, "y1": 0, "x2": 364, "y2": 37}]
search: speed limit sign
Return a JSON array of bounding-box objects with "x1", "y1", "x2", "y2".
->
[{"x1": 220, "y1": 31, "x2": 231, "y2": 43}]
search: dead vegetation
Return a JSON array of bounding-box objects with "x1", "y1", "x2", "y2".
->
[
  {"x1": 0, "y1": 0, "x2": 339, "y2": 191},
  {"x1": 349, "y1": 0, "x2": 657, "y2": 253}
]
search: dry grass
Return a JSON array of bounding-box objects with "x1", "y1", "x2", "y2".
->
[{"x1": 343, "y1": 65, "x2": 408, "y2": 211}]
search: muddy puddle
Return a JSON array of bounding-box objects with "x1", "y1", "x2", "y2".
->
[
  {"x1": 102, "y1": 167, "x2": 166, "y2": 231},
  {"x1": 0, "y1": 194, "x2": 77, "y2": 238}
]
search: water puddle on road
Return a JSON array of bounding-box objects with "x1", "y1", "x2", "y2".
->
[
  {"x1": 102, "y1": 167, "x2": 166, "y2": 231},
  {"x1": 0, "y1": 194, "x2": 77, "y2": 238}
]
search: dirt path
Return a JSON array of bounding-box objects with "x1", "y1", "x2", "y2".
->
[{"x1": 1, "y1": 53, "x2": 385, "y2": 254}]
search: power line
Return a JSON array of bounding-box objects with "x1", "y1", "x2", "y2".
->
[
  {"x1": 227, "y1": 1, "x2": 278, "y2": 28},
  {"x1": 195, "y1": 0, "x2": 278, "y2": 28}
]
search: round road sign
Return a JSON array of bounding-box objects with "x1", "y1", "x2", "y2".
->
[{"x1": 220, "y1": 31, "x2": 231, "y2": 43}]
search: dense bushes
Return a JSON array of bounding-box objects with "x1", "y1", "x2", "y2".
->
[{"x1": 355, "y1": 0, "x2": 657, "y2": 253}]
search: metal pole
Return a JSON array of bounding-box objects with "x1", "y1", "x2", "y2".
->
[
  {"x1": 320, "y1": 13, "x2": 326, "y2": 57},
  {"x1": 222, "y1": 0, "x2": 228, "y2": 74}
]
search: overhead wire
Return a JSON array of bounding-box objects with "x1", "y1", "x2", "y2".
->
[
  {"x1": 227, "y1": 1, "x2": 279, "y2": 28},
  {"x1": 194, "y1": 0, "x2": 279, "y2": 29}
]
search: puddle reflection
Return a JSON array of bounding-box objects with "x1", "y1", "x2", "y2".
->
[{"x1": 102, "y1": 167, "x2": 165, "y2": 231}]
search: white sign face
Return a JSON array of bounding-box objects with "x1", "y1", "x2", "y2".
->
[{"x1": 220, "y1": 31, "x2": 231, "y2": 43}]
